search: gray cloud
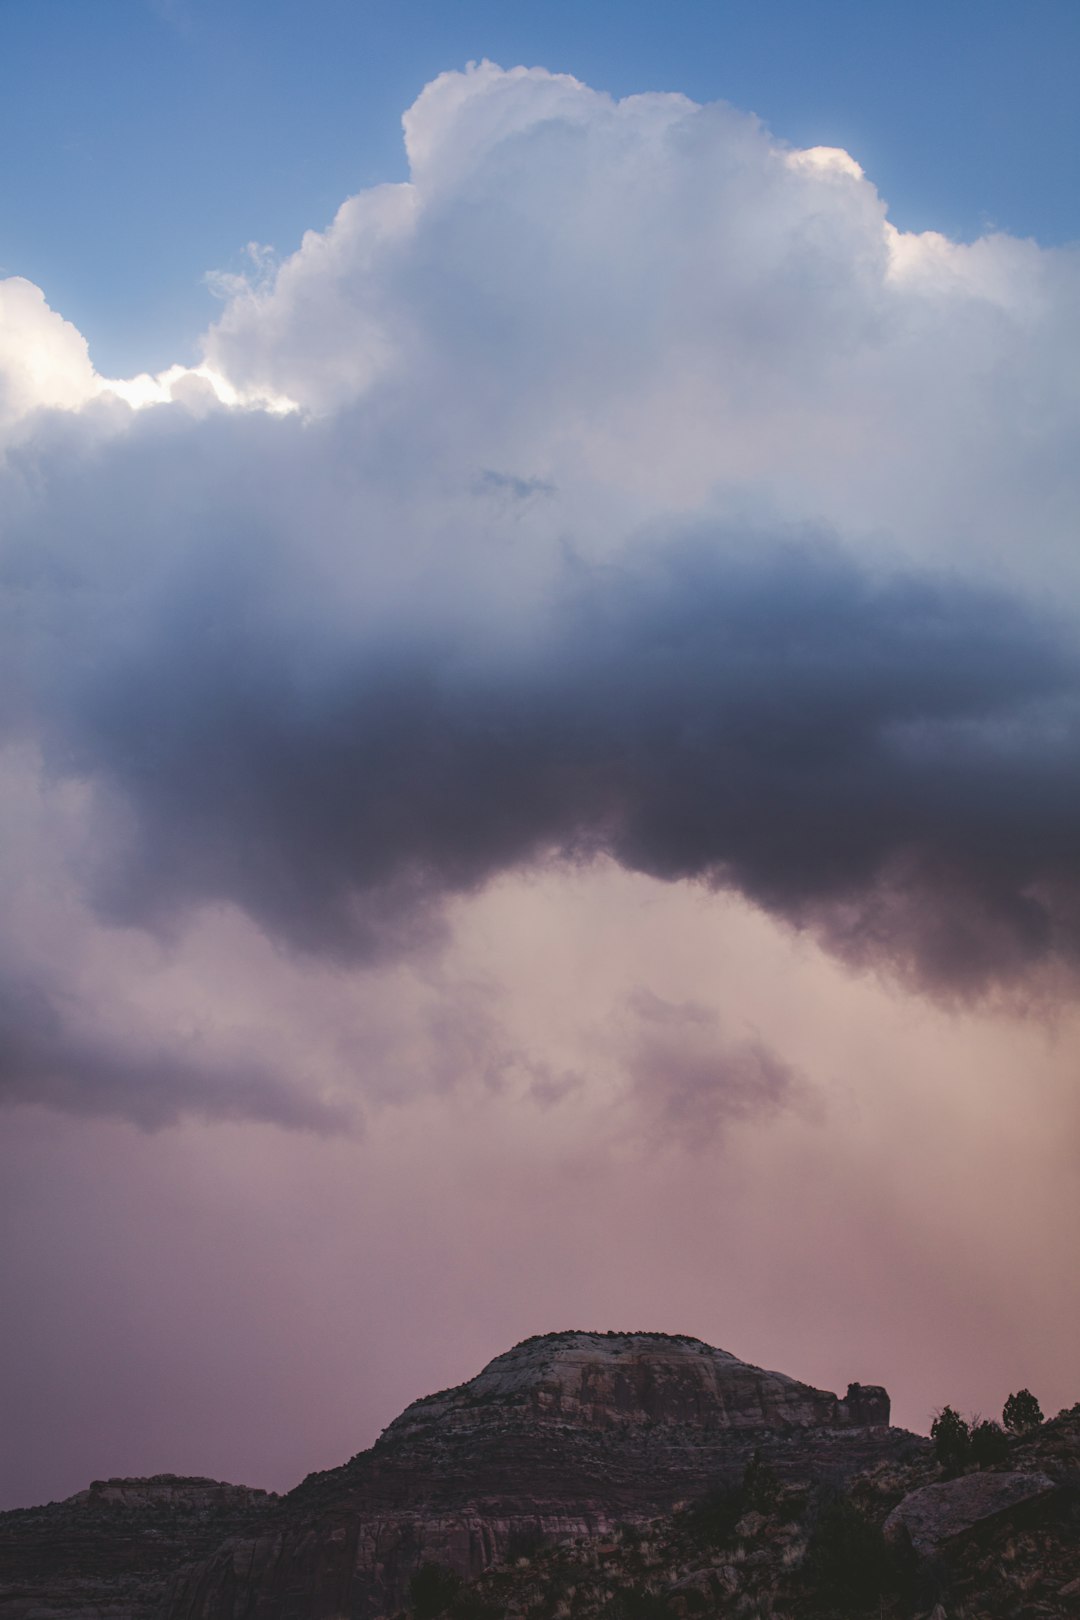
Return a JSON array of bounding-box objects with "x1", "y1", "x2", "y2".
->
[
  {"x1": 620, "y1": 988, "x2": 809, "y2": 1147},
  {"x1": 476, "y1": 469, "x2": 556, "y2": 502},
  {"x1": 8, "y1": 466, "x2": 1076, "y2": 997},
  {"x1": 0, "y1": 972, "x2": 352, "y2": 1131}
]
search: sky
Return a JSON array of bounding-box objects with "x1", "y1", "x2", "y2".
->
[
  {"x1": 6, "y1": 0, "x2": 1080, "y2": 373},
  {"x1": 2, "y1": 1, "x2": 1080, "y2": 1511}
]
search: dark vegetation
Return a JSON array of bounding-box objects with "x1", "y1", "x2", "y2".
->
[
  {"x1": 403, "y1": 1390, "x2": 1080, "y2": 1620},
  {"x1": 931, "y1": 1389, "x2": 1045, "y2": 1472},
  {"x1": 679, "y1": 1451, "x2": 779, "y2": 1547},
  {"x1": 801, "y1": 1487, "x2": 901, "y2": 1608},
  {"x1": 408, "y1": 1562, "x2": 504, "y2": 1620},
  {"x1": 1002, "y1": 1388, "x2": 1044, "y2": 1434}
]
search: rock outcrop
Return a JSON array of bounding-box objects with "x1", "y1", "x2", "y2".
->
[
  {"x1": 0, "y1": 1475, "x2": 272, "y2": 1620},
  {"x1": 380, "y1": 1332, "x2": 889, "y2": 1440},
  {"x1": 162, "y1": 1331, "x2": 913, "y2": 1620},
  {"x1": 883, "y1": 1468, "x2": 1059, "y2": 1555}
]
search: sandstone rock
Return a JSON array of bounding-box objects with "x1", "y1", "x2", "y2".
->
[
  {"x1": 163, "y1": 1330, "x2": 913, "y2": 1620},
  {"x1": 69, "y1": 1475, "x2": 267, "y2": 1512},
  {"x1": 665, "y1": 1567, "x2": 722, "y2": 1614},
  {"x1": 381, "y1": 1330, "x2": 889, "y2": 1441},
  {"x1": 883, "y1": 1469, "x2": 1058, "y2": 1556},
  {"x1": 716, "y1": 1563, "x2": 740, "y2": 1595},
  {"x1": 0, "y1": 1475, "x2": 272, "y2": 1620},
  {"x1": 667, "y1": 1567, "x2": 720, "y2": 1595},
  {"x1": 837, "y1": 1381, "x2": 891, "y2": 1426}
]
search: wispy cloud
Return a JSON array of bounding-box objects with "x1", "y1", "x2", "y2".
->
[{"x1": 618, "y1": 988, "x2": 813, "y2": 1148}]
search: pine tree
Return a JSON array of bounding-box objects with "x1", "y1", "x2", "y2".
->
[{"x1": 1002, "y1": 1389, "x2": 1044, "y2": 1434}]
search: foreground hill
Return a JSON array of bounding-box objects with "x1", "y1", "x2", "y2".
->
[{"x1": 427, "y1": 1407, "x2": 1080, "y2": 1618}]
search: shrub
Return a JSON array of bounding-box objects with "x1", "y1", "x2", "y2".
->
[
  {"x1": 742, "y1": 1449, "x2": 780, "y2": 1513},
  {"x1": 447, "y1": 1597, "x2": 502, "y2": 1620},
  {"x1": 682, "y1": 1451, "x2": 781, "y2": 1548},
  {"x1": 969, "y1": 1419, "x2": 1009, "y2": 1466},
  {"x1": 615, "y1": 1586, "x2": 670, "y2": 1620},
  {"x1": 803, "y1": 1492, "x2": 897, "y2": 1605},
  {"x1": 1002, "y1": 1389, "x2": 1044, "y2": 1434},
  {"x1": 930, "y1": 1405, "x2": 970, "y2": 1471},
  {"x1": 681, "y1": 1481, "x2": 746, "y2": 1546},
  {"x1": 506, "y1": 1523, "x2": 545, "y2": 1561},
  {"x1": 409, "y1": 1562, "x2": 462, "y2": 1619}
]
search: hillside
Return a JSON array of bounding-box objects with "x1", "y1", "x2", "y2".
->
[
  {"x1": 163, "y1": 1330, "x2": 913, "y2": 1619},
  {"x1": 3, "y1": 1333, "x2": 1077, "y2": 1619}
]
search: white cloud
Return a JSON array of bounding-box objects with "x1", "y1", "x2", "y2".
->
[
  {"x1": 0, "y1": 278, "x2": 100, "y2": 425},
  {"x1": 189, "y1": 62, "x2": 1080, "y2": 598},
  {"x1": 99, "y1": 362, "x2": 297, "y2": 415},
  {"x1": 9, "y1": 61, "x2": 1078, "y2": 589},
  {"x1": 785, "y1": 145, "x2": 865, "y2": 180},
  {"x1": 0, "y1": 283, "x2": 295, "y2": 448}
]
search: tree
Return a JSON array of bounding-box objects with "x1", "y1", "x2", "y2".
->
[
  {"x1": 742, "y1": 1449, "x2": 780, "y2": 1513},
  {"x1": 969, "y1": 1419, "x2": 1009, "y2": 1466},
  {"x1": 930, "y1": 1405, "x2": 970, "y2": 1470},
  {"x1": 1003, "y1": 1389, "x2": 1044, "y2": 1434}
]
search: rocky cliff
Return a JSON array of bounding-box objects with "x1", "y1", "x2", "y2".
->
[
  {"x1": 0, "y1": 1475, "x2": 272, "y2": 1620},
  {"x1": 4, "y1": 1332, "x2": 1078, "y2": 1619},
  {"x1": 440, "y1": 1405, "x2": 1080, "y2": 1618},
  {"x1": 160, "y1": 1331, "x2": 911, "y2": 1620},
  {"x1": 379, "y1": 1333, "x2": 891, "y2": 1441}
]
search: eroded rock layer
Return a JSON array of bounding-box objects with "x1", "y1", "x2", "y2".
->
[
  {"x1": 162, "y1": 1331, "x2": 911, "y2": 1620},
  {"x1": 0, "y1": 1475, "x2": 272, "y2": 1620}
]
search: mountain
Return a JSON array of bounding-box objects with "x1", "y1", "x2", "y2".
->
[
  {"x1": 163, "y1": 1330, "x2": 912, "y2": 1619},
  {"x1": 0, "y1": 1475, "x2": 272, "y2": 1620},
  {"x1": 4, "y1": 1331, "x2": 1077, "y2": 1618}
]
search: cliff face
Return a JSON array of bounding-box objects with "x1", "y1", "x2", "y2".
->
[
  {"x1": 0, "y1": 1475, "x2": 272, "y2": 1620},
  {"x1": 162, "y1": 1332, "x2": 910, "y2": 1620},
  {"x1": 380, "y1": 1332, "x2": 889, "y2": 1440}
]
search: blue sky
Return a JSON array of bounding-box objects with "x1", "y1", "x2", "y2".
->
[{"x1": 4, "y1": 0, "x2": 1080, "y2": 375}]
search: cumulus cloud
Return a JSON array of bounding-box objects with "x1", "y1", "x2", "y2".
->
[
  {"x1": 3, "y1": 61, "x2": 1080, "y2": 1126},
  {"x1": 201, "y1": 64, "x2": 1080, "y2": 589},
  {"x1": 0, "y1": 279, "x2": 99, "y2": 425}
]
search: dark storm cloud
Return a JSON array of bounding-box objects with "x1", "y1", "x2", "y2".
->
[{"x1": 7, "y1": 408, "x2": 1079, "y2": 999}]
